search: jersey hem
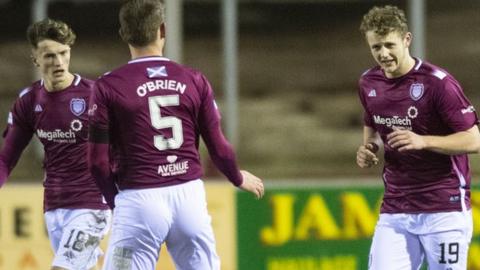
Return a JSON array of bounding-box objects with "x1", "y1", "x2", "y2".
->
[
  {"x1": 380, "y1": 206, "x2": 471, "y2": 214},
  {"x1": 44, "y1": 203, "x2": 110, "y2": 213}
]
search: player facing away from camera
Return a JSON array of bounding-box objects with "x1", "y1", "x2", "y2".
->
[
  {"x1": 87, "y1": 0, "x2": 264, "y2": 269},
  {"x1": 0, "y1": 19, "x2": 112, "y2": 270},
  {"x1": 356, "y1": 5, "x2": 480, "y2": 270}
]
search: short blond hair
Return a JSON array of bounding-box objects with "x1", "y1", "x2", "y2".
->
[{"x1": 360, "y1": 5, "x2": 409, "y2": 37}]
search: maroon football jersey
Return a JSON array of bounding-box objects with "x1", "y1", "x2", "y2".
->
[
  {"x1": 359, "y1": 59, "x2": 479, "y2": 213},
  {"x1": 3, "y1": 75, "x2": 109, "y2": 211},
  {"x1": 89, "y1": 56, "x2": 241, "y2": 189}
]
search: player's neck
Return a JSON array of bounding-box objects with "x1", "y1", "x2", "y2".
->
[
  {"x1": 129, "y1": 44, "x2": 164, "y2": 60},
  {"x1": 396, "y1": 55, "x2": 416, "y2": 78},
  {"x1": 44, "y1": 72, "x2": 75, "y2": 92}
]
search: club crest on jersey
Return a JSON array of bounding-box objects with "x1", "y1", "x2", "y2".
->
[
  {"x1": 409, "y1": 83, "x2": 424, "y2": 101},
  {"x1": 70, "y1": 98, "x2": 86, "y2": 116},
  {"x1": 147, "y1": 66, "x2": 168, "y2": 78}
]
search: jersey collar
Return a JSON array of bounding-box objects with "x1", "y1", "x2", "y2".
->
[{"x1": 128, "y1": 56, "x2": 170, "y2": 64}]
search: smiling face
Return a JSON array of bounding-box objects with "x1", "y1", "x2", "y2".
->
[
  {"x1": 365, "y1": 30, "x2": 414, "y2": 78},
  {"x1": 32, "y1": 39, "x2": 73, "y2": 90}
]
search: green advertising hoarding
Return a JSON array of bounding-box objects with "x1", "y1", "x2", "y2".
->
[{"x1": 237, "y1": 183, "x2": 480, "y2": 270}]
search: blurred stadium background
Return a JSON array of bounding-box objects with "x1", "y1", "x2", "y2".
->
[
  {"x1": 1, "y1": 0, "x2": 479, "y2": 181},
  {"x1": 0, "y1": 0, "x2": 480, "y2": 269}
]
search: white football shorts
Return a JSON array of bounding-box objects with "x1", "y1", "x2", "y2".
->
[
  {"x1": 45, "y1": 208, "x2": 112, "y2": 270},
  {"x1": 369, "y1": 210, "x2": 472, "y2": 270},
  {"x1": 102, "y1": 179, "x2": 220, "y2": 270}
]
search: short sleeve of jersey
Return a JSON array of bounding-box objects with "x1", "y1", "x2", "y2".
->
[
  {"x1": 358, "y1": 79, "x2": 374, "y2": 128},
  {"x1": 89, "y1": 79, "x2": 111, "y2": 131},
  {"x1": 198, "y1": 74, "x2": 221, "y2": 129},
  {"x1": 434, "y1": 77, "x2": 479, "y2": 132}
]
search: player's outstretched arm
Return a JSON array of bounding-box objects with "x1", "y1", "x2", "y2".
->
[
  {"x1": 201, "y1": 123, "x2": 264, "y2": 198},
  {"x1": 239, "y1": 170, "x2": 264, "y2": 199},
  {"x1": 198, "y1": 74, "x2": 264, "y2": 198}
]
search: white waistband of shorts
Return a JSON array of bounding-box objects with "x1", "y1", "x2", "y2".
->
[{"x1": 119, "y1": 179, "x2": 203, "y2": 194}]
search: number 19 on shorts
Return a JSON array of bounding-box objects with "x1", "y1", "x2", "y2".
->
[{"x1": 439, "y1": 242, "x2": 459, "y2": 264}]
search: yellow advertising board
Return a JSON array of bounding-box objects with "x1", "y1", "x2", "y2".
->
[
  {"x1": 0, "y1": 182, "x2": 236, "y2": 270},
  {"x1": 236, "y1": 185, "x2": 480, "y2": 270}
]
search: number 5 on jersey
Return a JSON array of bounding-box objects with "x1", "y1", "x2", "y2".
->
[{"x1": 148, "y1": 95, "x2": 184, "y2": 151}]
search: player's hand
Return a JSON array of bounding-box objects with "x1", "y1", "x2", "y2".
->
[
  {"x1": 387, "y1": 127, "x2": 426, "y2": 152},
  {"x1": 239, "y1": 170, "x2": 264, "y2": 199},
  {"x1": 356, "y1": 143, "x2": 379, "y2": 168}
]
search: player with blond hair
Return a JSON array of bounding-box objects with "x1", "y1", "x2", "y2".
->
[{"x1": 357, "y1": 5, "x2": 480, "y2": 270}]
